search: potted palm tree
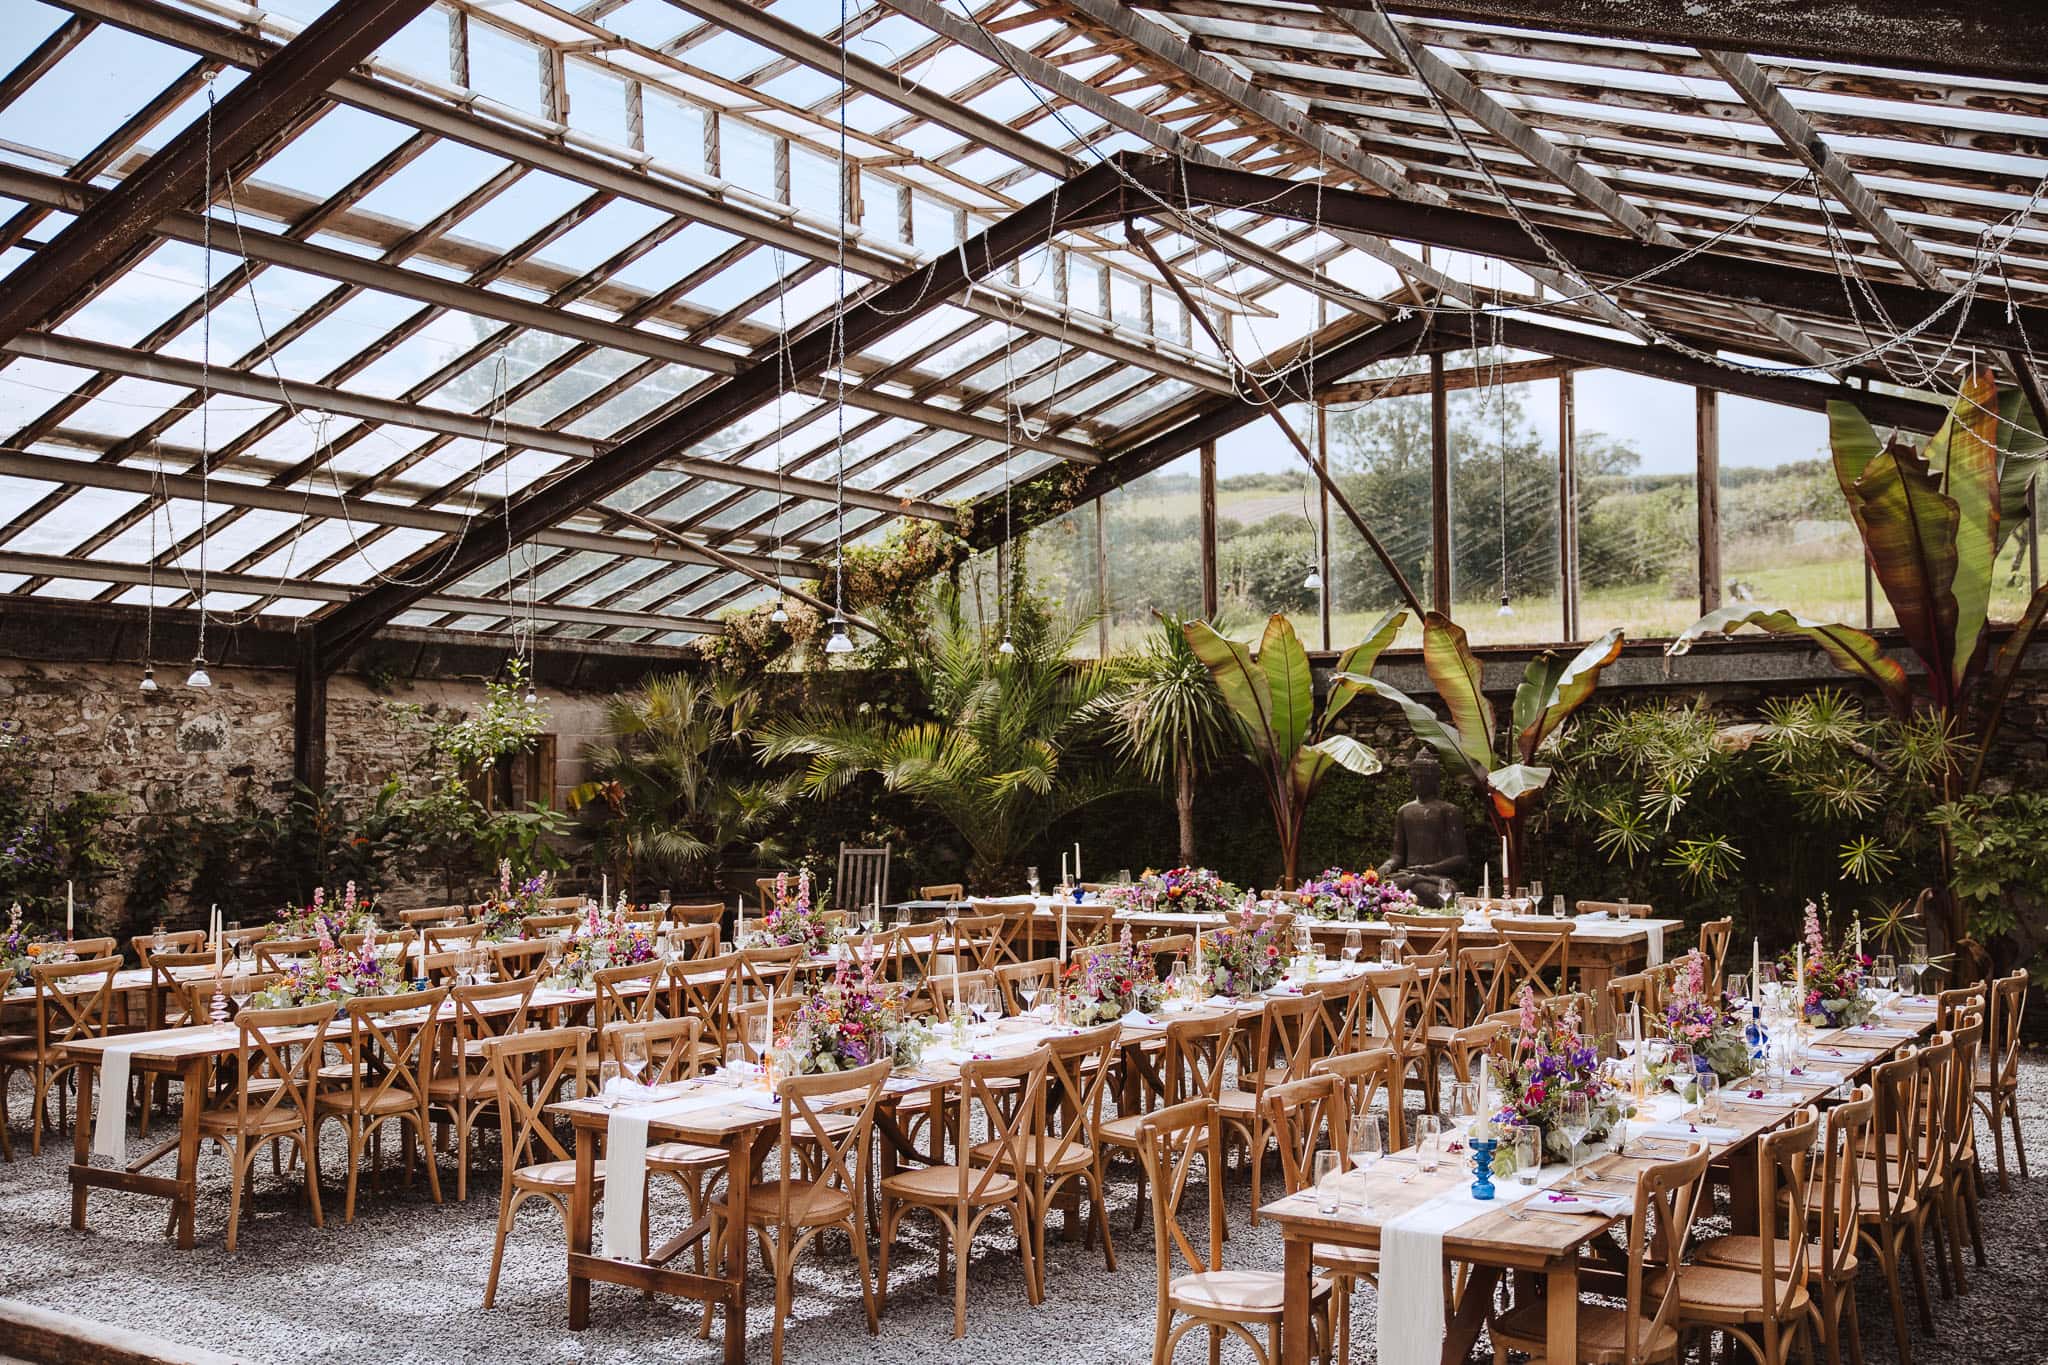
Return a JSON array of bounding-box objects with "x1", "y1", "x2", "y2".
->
[{"x1": 1100, "y1": 611, "x2": 1237, "y2": 867}]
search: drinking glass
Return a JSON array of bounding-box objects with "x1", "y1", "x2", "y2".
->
[
  {"x1": 1342, "y1": 928, "x2": 1362, "y2": 964},
  {"x1": 1415, "y1": 1114, "x2": 1442, "y2": 1173},
  {"x1": 1379, "y1": 939, "x2": 1400, "y2": 965},
  {"x1": 1667, "y1": 1043, "x2": 1694, "y2": 1079},
  {"x1": 1446, "y1": 1080, "x2": 1480, "y2": 1131},
  {"x1": 151, "y1": 924, "x2": 168, "y2": 958},
  {"x1": 724, "y1": 1043, "x2": 750, "y2": 1083},
  {"x1": 1349, "y1": 1114, "x2": 1383, "y2": 1172},
  {"x1": 545, "y1": 937, "x2": 565, "y2": 974},
  {"x1": 598, "y1": 1060, "x2": 623, "y2": 1106},
  {"x1": 1694, "y1": 1072, "x2": 1721, "y2": 1123},
  {"x1": 227, "y1": 922, "x2": 245, "y2": 963},
  {"x1": 1026, "y1": 867, "x2": 1040, "y2": 897},
  {"x1": 619, "y1": 1030, "x2": 649, "y2": 1086},
  {"x1": 1511, "y1": 1124, "x2": 1540, "y2": 1186},
  {"x1": 973, "y1": 984, "x2": 1000, "y2": 1028},
  {"x1": 1551, "y1": 895, "x2": 1566, "y2": 920},
  {"x1": 1018, "y1": 971, "x2": 1042, "y2": 1016},
  {"x1": 1872, "y1": 954, "x2": 1897, "y2": 996},
  {"x1": 1528, "y1": 879, "x2": 1543, "y2": 906},
  {"x1": 1559, "y1": 1093, "x2": 1591, "y2": 1175},
  {"x1": 1118, "y1": 868, "x2": 1133, "y2": 886},
  {"x1": 1314, "y1": 1149, "x2": 1343, "y2": 1213},
  {"x1": 1726, "y1": 972, "x2": 1749, "y2": 1005}
]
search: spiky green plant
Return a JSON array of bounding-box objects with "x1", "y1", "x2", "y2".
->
[{"x1": 1099, "y1": 611, "x2": 1237, "y2": 866}]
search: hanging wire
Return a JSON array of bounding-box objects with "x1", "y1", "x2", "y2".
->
[
  {"x1": 187, "y1": 86, "x2": 216, "y2": 690},
  {"x1": 823, "y1": 0, "x2": 854, "y2": 655},
  {"x1": 769, "y1": 247, "x2": 792, "y2": 623},
  {"x1": 140, "y1": 456, "x2": 160, "y2": 692}
]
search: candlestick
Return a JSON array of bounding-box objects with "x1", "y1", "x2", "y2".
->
[
  {"x1": 1060, "y1": 852, "x2": 1069, "y2": 887},
  {"x1": 1059, "y1": 905, "x2": 1069, "y2": 964},
  {"x1": 66, "y1": 881, "x2": 73, "y2": 937},
  {"x1": 1073, "y1": 842, "x2": 1081, "y2": 884},
  {"x1": 1480, "y1": 865, "x2": 1490, "y2": 901},
  {"x1": 1499, "y1": 837, "x2": 1508, "y2": 888},
  {"x1": 1752, "y1": 937, "x2": 1760, "y2": 986},
  {"x1": 602, "y1": 873, "x2": 609, "y2": 908}
]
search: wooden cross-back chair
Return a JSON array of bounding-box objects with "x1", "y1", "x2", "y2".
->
[
  {"x1": 733, "y1": 994, "x2": 810, "y2": 1064},
  {"x1": 1372, "y1": 961, "x2": 1438, "y2": 1116},
  {"x1": 1490, "y1": 1141, "x2": 1711, "y2": 1365},
  {"x1": 715, "y1": 1058, "x2": 893, "y2": 1365},
  {"x1": 1861, "y1": 1048, "x2": 1933, "y2": 1365},
  {"x1": 491, "y1": 939, "x2": 549, "y2": 981},
  {"x1": 879, "y1": 1048, "x2": 1048, "y2": 1338},
  {"x1": 1137, "y1": 933, "x2": 1193, "y2": 982},
  {"x1": 994, "y1": 957, "x2": 1062, "y2": 1017},
  {"x1": 1310, "y1": 1046, "x2": 1399, "y2": 1149},
  {"x1": 1669, "y1": 1108, "x2": 1820, "y2": 1365},
  {"x1": 940, "y1": 910, "x2": 1006, "y2": 973},
  {"x1": 255, "y1": 937, "x2": 320, "y2": 972},
  {"x1": 917, "y1": 968, "x2": 996, "y2": 1022},
  {"x1": 1218, "y1": 991, "x2": 1321, "y2": 1219},
  {"x1": 316, "y1": 986, "x2": 448, "y2": 1222},
  {"x1": 480, "y1": 1025, "x2": 592, "y2": 1309},
  {"x1": 598, "y1": 1016, "x2": 726, "y2": 1273},
  {"x1": 664, "y1": 901, "x2": 727, "y2": 930},
  {"x1": 671, "y1": 952, "x2": 746, "y2": 1055},
  {"x1": 1138, "y1": 1095, "x2": 1332, "y2": 1365},
  {"x1": 1911, "y1": 1035, "x2": 1960, "y2": 1309},
  {"x1": 0, "y1": 955, "x2": 119, "y2": 1156},
  {"x1": 1576, "y1": 899, "x2": 1654, "y2": 919},
  {"x1": 1606, "y1": 971, "x2": 1660, "y2": 1039},
  {"x1": 1383, "y1": 911, "x2": 1459, "y2": 962},
  {"x1": 738, "y1": 945, "x2": 803, "y2": 1001},
  {"x1": 1935, "y1": 984, "x2": 1985, "y2": 1033},
  {"x1": 663, "y1": 921, "x2": 720, "y2": 962},
  {"x1": 1696, "y1": 917, "x2": 1733, "y2": 989},
  {"x1": 424, "y1": 921, "x2": 488, "y2": 954},
  {"x1": 836, "y1": 842, "x2": 891, "y2": 915},
  {"x1": 521, "y1": 912, "x2": 579, "y2": 938},
  {"x1": 1932, "y1": 1020, "x2": 1989, "y2": 1291},
  {"x1": 203, "y1": 1001, "x2": 334, "y2": 1252},
  {"x1": 133, "y1": 929, "x2": 207, "y2": 1026},
  {"x1": 1494, "y1": 918, "x2": 1575, "y2": 999},
  {"x1": 921, "y1": 883, "x2": 966, "y2": 902},
  {"x1": 591, "y1": 960, "x2": 664, "y2": 1032},
  {"x1": 1054, "y1": 906, "x2": 1116, "y2": 961},
  {"x1": 977, "y1": 1021, "x2": 1120, "y2": 1272},
  {"x1": 429, "y1": 973, "x2": 541, "y2": 1201},
  {"x1": 399, "y1": 904, "x2": 467, "y2": 927},
  {"x1": 1451, "y1": 942, "x2": 1509, "y2": 1027},
  {"x1": 1265, "y1": 1073, "x2": 1373, "y2": 1362},
  {"x1": 1306, "y1": 973, "x2": 1369, "y2": 1057},
  {"x1": 1977, "y1": 969, "x2": 2029, "y2": 1189},
  {"x1": 1097, "y1": 1011, "x2": 1238, "y2": 1233}
]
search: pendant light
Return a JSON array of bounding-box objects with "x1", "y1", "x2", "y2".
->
[
  {"x1": 188, "y1": 88, "x2": 217, "y2": 692},
  {"x1": 1303, "y1": 567, "x2": 1323, "y2": 592},
  {"x1": 821, "y1": 2, "x2": 855, "y2": 660}
]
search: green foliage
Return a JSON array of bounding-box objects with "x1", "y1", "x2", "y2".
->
[
  {"x1": 758, "y1": 580, "x2": 1140, "y2": 888},
  {"x1": 0, "y1": 717, "x2": 124, "y2": 921},
  {"x1": 1929, "y1": 793, "x2": 2048, "y2": 943},
  {"x1": 569, "y1": 672, "x2": 796, "y2": 892},
  {"x1": 1098, "y1": 611, "x2": 1238, "y2": 863}
]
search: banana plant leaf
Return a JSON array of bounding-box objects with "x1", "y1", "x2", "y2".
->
[
  {"x1": 1486, "y1": 762, "x2": 1552, "y2": 821},
  {"x1": 1933, "y1": 368, "x2": 1999, "y2": 690},
  {"x1": 1967, "y1": 578, "x2": 2048, "y2": 792},
  {"x1": 1669, "y1": 606, "x2": 1913, "y2": 718},
  {"x1": 1851, "y1": 443, "x2": 1960, "y2": 702},
  {"x1": 1290, "y1": 733, "x2": 1383, "y2": 802},
  {"x1": 1995, "y1": 387, "x2": 2047, "y2": 556},
  {"x1": 1182, "y1": 618, "x2": 1275, "y2": 757},
  {"x1": 1337, "y1": 674, "x2": 1491, "y2": 789},
  {"x1": 1325, "y1": 609, "x2": 1409, "y2": 728},
  {"x1": 1259, "y1": 613, "x2": 1315, "y2": 763},
  {"x1": 1420, "y1": 612, "x2": 1497, "y2": 770},
  {"x1": 1511, "y1": 628, "x2": 1625, "y2": 763}
]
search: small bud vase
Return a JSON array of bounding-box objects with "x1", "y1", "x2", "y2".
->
[{"x1": 1469, "y1": 1137, "x2": 1499, "y2": 1200}]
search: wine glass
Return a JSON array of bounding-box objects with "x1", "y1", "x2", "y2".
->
[
  {"x1": 1348, "y1": 1114, "x2": 1383, "y2": 1206},
  {"x1": 227, "y1": 921, "x2": 245, "y2": 964},
  {"x1": 227, "y1": 965, "x2": 256, "y2": 1017},
  {"x1": 1559, "y1": 1093, "x2": 1591, "y2": 1177},
  {"x1": 1018, "y1": 971, "x2": 1042, "y2": 1017},
  {"x1": 972, "y1": 983, "x2": 1000, "y2": 1029},
  {"x1": 619, "y1": 1029, "x2": 650, "y2": 1087},
  {"x1": 1446, "y1": 1080, "x2": 1480, "y2": 1133},
  {"x1": 1026, "y1": 866, "x2": 1040, "y2": 898},
  {"x1": 544, "y1": 936, "x2": 565, "y2": 977},
  {"x1": 1378, "y1": 938, "x2": 1400, "y2": 965},
  {"x1": 1342, "y1": 928, "x2": 1362, "y2": 965},
  {"x1": 1528, "y1": 879, "x2": 1544, "y2": 907},
  {"x1": 724, "y1": 1042, "x2": 751, "y2": 1085},
  {"x1": 1726, "y1": 972, "x2": 1749, "y2": 1006},
  {"x1": 1872, "y1": 954, "x2": 1897, "y2": 998}
]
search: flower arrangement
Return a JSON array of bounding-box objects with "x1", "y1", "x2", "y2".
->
[
  {"x1": 1060, "y1": 927, "x2": 1162, "y2": 1024},
  {"x1": 548, "y1": 895, "x2": 658, "y2": 987},
  {"x1": 1109, "y1": 866, "x2": 1241, "y2": 917},
  {"x1": 1201, "y1": 911, "x2": 1287, "y2": 998},
  {"x1": 3, "y1": 903, "x2": 51, "y2": 985},
  {"x1": 478, "y1": 859, "x2": 553, "y2": 939},
  {"x1": 1485, "y1": 986, "x2": 1624, "y2": 1163},
  {"x1": 777, "y1": 956, "x2": 929, "y2": 1074},
  {"x1": 1297, "y1": 867, "x2": 1417, "y2": 921},
  {"x1": 253, "y1": 924, "x2": 415, "y2": 1009},
  {"x1": 1779, "y1": 899, "x2": 1873, "y2": 1028},
  {"x1": 743, "y1": 870, "x2": 838, "y2": 952},
  {"x1": 1658, "y1": 948, "x2": 1755, "y2": 1085},
  {"x1": 276, "y1": 882, "x2": 373, "y2": 942}
]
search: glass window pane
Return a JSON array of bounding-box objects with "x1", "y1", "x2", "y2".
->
[
  {"x1": 1327, "y1": 390, "x2": 1431, "y2": 649},
  {"x1": 1215, "y1": 415, "x2": 1320, "y2": 630},
  {"x1": 1716, "y1": 394, "x2": 1863, "y2": 632},
  {"x1": 1104, "y1": 452, "x2": 1202, "y2": 651}
]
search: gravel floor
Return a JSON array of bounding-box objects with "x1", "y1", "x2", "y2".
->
[{"x1": 4, "y1": 1061, "x2": 2048, "y2": 1365}]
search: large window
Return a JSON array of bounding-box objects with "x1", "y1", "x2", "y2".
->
[
  {"x1": 1103, "y1": 453, "x2": 1202, "y2": 652},
  {"x1": 1214, "y1": 416, "x2": 1322, "y2": 638},
  {"x1": 1715, "y1": 395, "x2": 1862, "y2": 630},
  {"x1": 1574, "y1": 373, "x2": 1699, "y2": 641}
]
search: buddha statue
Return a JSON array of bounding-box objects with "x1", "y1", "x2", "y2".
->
[{"x1": 1376, "y1": 748, "x2": 1469, "y2": 908}]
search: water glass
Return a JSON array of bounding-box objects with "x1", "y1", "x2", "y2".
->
[
  {"x1": 597, "y1": 1060, "x2": 623, "y2": 1105},
  {"x1": 1415, "y1": 1114, "x2": 1442, "y2": 1173},
  {"x1": 724, "y1": 1043, "x2": 751, "y2": 1084},
  {"x1": 1379, "y1": 939, "x2": 1400, "y2": 965},
  {"x1": 619, "y1": 1029, "x2": 650, "y2": 1086},
  {"x1": 1872, "y1": 954, "x2": 1897, "y2": 996},
  {"x1": 1118, "y1": 867, "x2": 1133, "y2": 886},
  {"x1": 1726, "y1": 972, "x2": 1749, "y2": 1005},
  {"x1": 1342, "y1": 928, "x2": 1362, "y2": 964},
  {"x1": 1511, "y1": 1124, "x2": 1540, "y2": 1186},
  {"x1": 1026, "y1": 867, "x2": 1039, "y2": 897},
  {"x1": 1551, "y1": 895, "x2": 1566, "y2": 920},
  {"x1": 1694, "y1": 1072, "x2": 1721, "y2": 1122},
  {"x1": 1313, "y1": 1149, "x2": 1343, "y2": 1213}
]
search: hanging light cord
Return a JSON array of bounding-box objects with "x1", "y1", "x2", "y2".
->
[{"x1": 195, "y1": 86, "x2": 214, "y2": 670}]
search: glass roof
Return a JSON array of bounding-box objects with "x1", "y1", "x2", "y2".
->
[{"x1": 0, "y1": 0, "x2": 2041, "y2": 646}]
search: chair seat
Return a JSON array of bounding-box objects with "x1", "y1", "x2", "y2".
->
[
  {"x1": 714, "y1": 1180, "x2": 851, "y2": 1227},
  {"x1": 647, "y1": 1140, "x2": 727, "y2": 1169},
  {"x1": 426, "y1": 1071, "x2": 496, "y2": 1101},
  {"x1": 881, "y1": 1163, "x2": 1019, "y2": 1205},
  {"x1": 0, "y1": 1036, "x2": 37, "y2": 1061},
  {"x1": 512, "y1": 1159, "x2": 593, "y2": 1191},
  {"x1": 1313, "y1": 1242, "x2": 1381, "y2": 1277},
  {"x1": 1694, "y1": 1233, "x2": 1850, "y2": 1279},
  {"x1": 318, "y1": 1088, "x2": 425, "y2": 1118},
  {"x1": 1097, "y1": 1112, "x2": 1145, "y2": 1148},
  {"x1": 1492, "y1": 1297, "x2": 1680, "y2": 1365},
  {"x1": 197, "y1": 1105, "x2": 307, "y2": 1137},
  {"x1": 1216, "y1": 1089, "x2": 1261, "y2": 1117},
  {"x1": 970, "y1": 1134, "x2": 1095, "y2": 1176},
  {"x1": 1653, "y1": 1264, "x2": 1809, "y2": 1320},
  {"x1": 1168, "y1": 1269, "x2": 1329, "y2": 1320}
]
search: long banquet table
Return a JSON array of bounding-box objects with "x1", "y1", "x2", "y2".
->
[{"x1": 1263, "y1": 992, "x2": 1941, "y2": 1365}]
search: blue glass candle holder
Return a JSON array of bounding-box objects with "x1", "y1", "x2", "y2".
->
[{"x1": 1469, "y1": 1137, "x2": 1499, "y2": 1200}]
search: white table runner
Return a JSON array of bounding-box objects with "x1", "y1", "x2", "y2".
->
[
  {"x1": 92, "y1": 1039, "x2": 150, "y2": 1163},
  {"x1": 602, "y1": 1087, "x2": 737, "y2": 1259},
  {"x1": 1377, "y1": 1164, "x2": 1551, "y2": 1365}
]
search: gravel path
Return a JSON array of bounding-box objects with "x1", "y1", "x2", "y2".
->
[{"x1": 3, "y1": 1061, "x2": 2047, "y2": 1364}]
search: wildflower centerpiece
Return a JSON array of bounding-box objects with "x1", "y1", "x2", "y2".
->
[
  {"x1": 550, "y1": 895, "x2": 658, "y2": 988},
  {"x1": 1485, "y1": 986, "x2": 1624, "y2": 1163},
  {"x1": 1298, "y1": 867, "x2": 1417, "y2": 921},
  {"x1": 3, "y1": 903, "x2": 52, "y2": 985},
  {"x1": 1780, "y1": 899, "x2": 1874, "y2": 1028},
  {"x1": 479, "y1": 860, "x2": 553, "y2": 939},
  {"x1": 1061, "y1": 927, "x2": 1163, "y2": 1024},
  {"x1": 1201, "y1": 909, "x2": 1287, "y2": 998},
  {"x1": 742, "y1": 870, "x2": 839, "y2": 953},
  {"x1": 253, "y1": 928, "x2": 416, "y2": 1009},
  {"x1": 1658, "y1": 948, "x2": 1755, "y2": 1086},
  {"x1": 275, "y1": 882, "x2": 374, "y2": 942},
  {"x1": 777, "y1": 957, "x2": 929, "y2": 1074},
  {"x1": 1109, "y1": 866, "x2": 1240, "y2": 916}
]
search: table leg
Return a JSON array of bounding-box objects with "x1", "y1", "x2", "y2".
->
[
  {"x1": 69, "y1": 1055, "x2": 95, "y2": 1230},
  {"x1": 1729, "y1": 1148, "x2": 1760, "y2": 1235},
  {"x1": 1283, "y1": 1234, "x2": 1312, "y2": 1362},
  {"x1": 722, "y1": 1134, "x2": 751, "y2": 1365},
  {"x1": 1545, "y1": 1260, "x2": 1579, "y2": 1365},
  {"x1": 1580, "y1": 957, "x2": 1618, "y2": 1035},
  {"x1": 1443, "y1": 1264, "x2": 1500, "y2": 1363},
  {"x1": 568, "y1": 1126, "x2": 594, "y2": 1329},
  {"x1": 174, "y1": 1055, "x2": 204, "y2": 1250}
]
